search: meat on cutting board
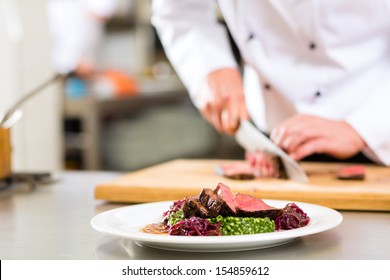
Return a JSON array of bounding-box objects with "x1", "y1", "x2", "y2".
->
[
  {"x1": 337, "y1": 165, "x2": 365, "y2": 180},
  {"x1": 216, "y1": 151, "x2": 287, "y2": 180}
]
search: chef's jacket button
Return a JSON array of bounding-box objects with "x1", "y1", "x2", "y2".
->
[
  {"x1": 315, "y1": 91, "x2": 321, "y2": 97},
  {"x1": 247, "y1": 33, "x2": 255, "y2": 41},
  {"x1": 309, "y1": 42, "x2": 316, "y2": 50},
  {"x1": 264, "y1": 83, "x2": 272, "y2": 90}
]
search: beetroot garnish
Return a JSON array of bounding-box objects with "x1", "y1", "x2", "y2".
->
[
  {"x1": 162, "y1": 199, "x2": 186, "y2": 226},
  {"x1": 163, "y1": 199, "x2": 186, "y2": 217},
  {"x1": 169, "y1": 217, "x2": 221, "y2": 236},
  {"x1": 275, "y1": 203, "x2": 310, "y2": 230}
]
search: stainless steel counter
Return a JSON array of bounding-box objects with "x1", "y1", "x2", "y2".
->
[{"x1": 1, "y1": 171, "x2": 389, "y2": 260}]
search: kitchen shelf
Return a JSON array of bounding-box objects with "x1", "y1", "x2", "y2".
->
[{"x1": 63, "y1": 76, "x2": 188, "y2": 170}]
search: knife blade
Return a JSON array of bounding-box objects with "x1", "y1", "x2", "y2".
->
[{"x1": 235, "y1": 120, "x2": 308, "y2": 183}]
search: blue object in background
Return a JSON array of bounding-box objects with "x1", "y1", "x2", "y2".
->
[{"x1": 65, "y1": 77, "x2": 88, "y2": 99}]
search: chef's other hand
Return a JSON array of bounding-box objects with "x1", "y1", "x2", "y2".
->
[
  {"x1": 270, "y1": 114, "x2": 366, "y2": 161},
  {"x1": 199, "y1": 68, "x2": 250, "y2": 134}
]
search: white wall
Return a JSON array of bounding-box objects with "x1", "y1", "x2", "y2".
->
[{"x1": 0, "y1": 0, "x2": 62, "y2": 173}]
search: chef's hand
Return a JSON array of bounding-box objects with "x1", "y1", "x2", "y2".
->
[
  {"x1": 270, "y1": 114, "x2": 366, "y2": 161},
  {"x1": 198, "y1": 68, "x2": 250, "y2": 134}
]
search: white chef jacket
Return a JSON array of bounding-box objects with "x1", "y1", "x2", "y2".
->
[
  {"x1": 152, "y1": 0, "x2": 390, "y2": 165},
  {"x1": 47, "y1": 0, "x2": 117, "y2": 74}
]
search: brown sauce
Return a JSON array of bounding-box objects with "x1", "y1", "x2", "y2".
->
[{"x1": 141, "y1": 223, "x2": 169, "y2": 235}]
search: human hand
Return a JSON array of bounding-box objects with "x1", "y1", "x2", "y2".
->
[
  {"x1": 198, "y1": 68, "x2": 250, "y2": 134},
  {"x1": 270, "y1": 114, "x2": 366, "y2": 161},
  {"x1": 246, "y1": 151, "x2": 279, "y2": 177},
  {"x1": 74, "y1": 60, "x2": 96, "y2": 78}
]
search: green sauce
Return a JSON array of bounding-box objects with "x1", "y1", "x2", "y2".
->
[{"x1": 210, "y1": 215, "x2": 275, "y2": 235}]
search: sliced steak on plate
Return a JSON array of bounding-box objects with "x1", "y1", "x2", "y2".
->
[
  {"x1": 214, "y1": 183, "x2": 237, "y2": 216},
  {"x1": 184, "y1": 183, "x2": 282, "y2": 220},
  {"x1": 235, "y1": 193, "x2": 282, "y2": 220},
  {"x1": 198, "y1": 188, "x2": 224, "y2": 218},
  {"x1": 182, "y1": 197, "x2": 210, "y2": 218}
]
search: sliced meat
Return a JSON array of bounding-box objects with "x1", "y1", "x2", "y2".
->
[
  {"x1": 182, "y1": 197, "x2": 210, "y2": 218},
  {"x1": 245, "y1": 151, "x2": 287, "y2": 179},
  {"x1": 337, "y1": 165, "x2": 365, "y2": 180},
  {"x1": 274, "y1": 156, "x2": 288, "y2": 179},
  {"x1": 215, "y1": 152, "x2": 287, "y2": 180},
  {"x1": 216, "y1": 163, "x2": 255, "y2": 180},
  {"x1": 198, "y1": 188, "x2": 224, "y2": 217},
  {"x1": 214, "y1": 183, "x2": 236, "y2": 216},
  {"x1": 198, "y1": 188, "x2": 215, "y2": 206},
  {"x1": 183, "y1": 184, "x2": 282, "y2": 220},
  {"x1": 235, "y1": 193, "x2": 282, "y2": 220},
  {"x1": 235, "y1": 193, "x2": 273, "y2": 211}
]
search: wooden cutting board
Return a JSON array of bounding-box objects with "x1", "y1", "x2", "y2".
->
[{"x1": 95, "y1": 159, "x2": 390, "y2": 211}]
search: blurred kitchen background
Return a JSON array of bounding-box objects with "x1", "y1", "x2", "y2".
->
[{"x1": 0, "y1": 0, "x2": 243, "y2": 174}]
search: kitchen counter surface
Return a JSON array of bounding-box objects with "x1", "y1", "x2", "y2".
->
[{"x1": 0, "y1": 171, "x2": 389, "y2": 260}]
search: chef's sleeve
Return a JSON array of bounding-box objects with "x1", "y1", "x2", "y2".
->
[
  {"x1": 151, "y1": 0, "x2": 238, "y2": 107},
  {"x1": 345, "y1": 86, "x2": 390, "y2": 165}
]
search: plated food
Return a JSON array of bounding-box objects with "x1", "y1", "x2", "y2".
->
[
  {"x1": 91, "y1": 197, "x2": 342, "y2": 252},
  {"x1": 142, "y1": 183, "x2": 310, "y2": 236}
]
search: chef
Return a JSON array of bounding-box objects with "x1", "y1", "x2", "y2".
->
[
  {"x1": 47, "y1": 0, "x2": 117, "y2": 75},
  {"x1": 152, "y1": 0, "x2": 390, "y2": 166}
]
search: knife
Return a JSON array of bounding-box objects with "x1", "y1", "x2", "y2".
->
[{"x1": 235, "y1": 120, "x2": 308, "y2": 183}]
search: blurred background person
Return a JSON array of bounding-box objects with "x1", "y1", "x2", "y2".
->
[
  {"x1": 47, "y1": 0, "x2": 117, "y2": 76},
  {"x1": 48, "y1": 0, "x2": 139, "y2": 99}
]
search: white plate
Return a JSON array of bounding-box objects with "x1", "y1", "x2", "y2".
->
[{"x1": 91, "y1": 200, "x2": 342, "y2": 252}]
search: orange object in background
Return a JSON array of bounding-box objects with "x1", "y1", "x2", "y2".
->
[
  {"x1": 95, "y1": 70, "x2": 139, "y2": 96},
  {"x1": 0, "y1": 128, "x2": 12, "y2": 179}
]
